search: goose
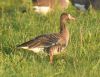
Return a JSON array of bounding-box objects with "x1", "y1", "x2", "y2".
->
[
  {"x1": 32, "y1": 0, "x2": 70, "y2": 14},
  {"x1": 17, "y1": 13, "x2": 75, "y2": 63},
  {"x1": 70, "y1": 0, "x2": 90, "y2": 11},
  {"x1": 91, "y1": 0, "x2": 100, "y2": 10}
]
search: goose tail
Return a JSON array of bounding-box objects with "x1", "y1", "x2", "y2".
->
[{"x1": 16, "y1": 44, "x2": 29, "y2": 50}]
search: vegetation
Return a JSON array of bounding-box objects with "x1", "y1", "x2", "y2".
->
[{"x1": 0, "y1": 0, "x2": 100, "y2": 77}]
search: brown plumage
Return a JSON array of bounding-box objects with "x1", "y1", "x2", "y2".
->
[
  {"x1": 17, "y1": 13, "x2": 75, "y2": 63},
  {"x1": 32, "y1": 0, "x2": 69, "y2": 14}
]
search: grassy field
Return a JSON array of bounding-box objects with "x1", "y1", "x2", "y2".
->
[{"x1": 0, "y1": 1, "x2": 100, "y2": 77}]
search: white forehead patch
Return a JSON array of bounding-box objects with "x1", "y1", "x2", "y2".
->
[{"x1": 68, "y1": 14, "x2": 71, "y2": 18}]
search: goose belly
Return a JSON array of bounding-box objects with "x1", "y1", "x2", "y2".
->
[
  {"x1": 21, "y1": 47, "x2": 44, "y2": 53},
  {"x1": 33, "y1": 6, "x2": 50, "y2": 14},
  {"x1": 20, "y1": 47, "x2": 65, "y2": 55}
]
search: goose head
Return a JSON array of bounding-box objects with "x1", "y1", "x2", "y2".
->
[
  {"x1": 60, "y1": 13, "x2": 75, "y2": 23},
  {"x1": 60, "y1": 13, "x2": 75, "y2": 35}
]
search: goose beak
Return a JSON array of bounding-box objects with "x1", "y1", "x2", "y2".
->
[
  {"x1": 70, "y1": 16, "x2": 75, "y2": 20},
  {"x1": 68, "y1": 14, "x2": 75, "y2": 20}
]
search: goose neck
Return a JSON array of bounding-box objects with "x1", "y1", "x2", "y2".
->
[{"x1": 60, "y1": 20, "x2": 67, "y2": 34}]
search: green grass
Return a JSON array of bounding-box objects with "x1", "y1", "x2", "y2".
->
[{"x1": 0, "y1": 1, "x2": 100, "y2": 77}]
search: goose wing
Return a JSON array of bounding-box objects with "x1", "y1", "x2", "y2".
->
[{"x1": 17, "y1": 33, "x2": 61, "y2": 48}]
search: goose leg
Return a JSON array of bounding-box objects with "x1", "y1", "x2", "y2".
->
[{"x1": 49, "y1": 48, "x2": 53, "y2": 64}]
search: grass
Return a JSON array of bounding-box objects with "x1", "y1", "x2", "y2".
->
[{"x1": 0, "y1": 1, "x2": 100, "y2": 77}]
